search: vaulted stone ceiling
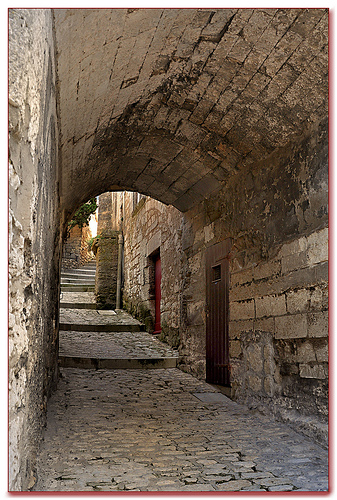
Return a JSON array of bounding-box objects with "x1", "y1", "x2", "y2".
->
[{"x1": 54, "y1": 8, "x2": 328, "y2": 215}]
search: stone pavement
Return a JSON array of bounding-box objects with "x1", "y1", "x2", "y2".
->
[
  {"x1": 33, "y1": 367, "x2": 328, "y2": 492},
  {"x1": 58, "y1": 303, "x2": 179, "y2": 370},
  {"x1": 33, "y1": 288, "x2": 329, "y2": 492},
  {"x1": 59, "y1": 308, "x2": 144, "y2": 331}
]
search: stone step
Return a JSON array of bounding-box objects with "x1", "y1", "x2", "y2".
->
[
  {"x1": 58, "y1": 356, "x2": 178, "y2": 369},
  {"x1": 59, "y1": 322, "x2": 144, "y2": 332},
  {"x1": 61, "y1": 270, "x2": 96, "y2": 277},
  {"x1": 61, "y1": 284, "x2": 95, "y2": 292},
  {"x1": 59, "y1": 308, "x2": 144, "y2": 332},
  {"x1": 61, "y1": 278, "x2": 96, "y2": 284},
  {"x1": 61, "y1": 302, "x2": 97, "y2": 309},
  {"x1": 58, "y1": 330, "x2": 180, "y2": 370},
  {"x1": 60, "y1": 291, "x2": 96, "y2": 310}
]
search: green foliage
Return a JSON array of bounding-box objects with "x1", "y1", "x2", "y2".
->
[
  {"x1": 67, "y1": 198, "x2": 97, "y2": 236},
  {"x1": 87, "y1": 234, "x2": 101, "y2": 254}
]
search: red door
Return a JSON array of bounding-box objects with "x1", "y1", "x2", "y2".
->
[{"x1": 154, "y1": 255, "x2": 161, "y2": 334}]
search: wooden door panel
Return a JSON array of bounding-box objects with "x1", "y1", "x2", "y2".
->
[
  {"x1": 154, "y1": 255, "x2": 161, "y2": 334},
  {"x1": 206, "y1": 239, "x2": 231, "y2": 386}
]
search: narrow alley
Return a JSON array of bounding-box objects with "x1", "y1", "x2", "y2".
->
[
  {"x1": 33, "y1": 266, "x2": 328, "y2": 492},
  {"x1": 9, "y1": 9, "x2": 329, "y2": 492}
]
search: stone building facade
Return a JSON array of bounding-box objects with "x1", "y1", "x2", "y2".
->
[
  {"x1": 62, "y1": 224, "x2": 94, "y2": 269},
  {"x1": 122, "y1": 192, "x2": 185, "y2": 345},
  {"x1": 9, "y1": 8, "x2": 328, "y2": 490}
]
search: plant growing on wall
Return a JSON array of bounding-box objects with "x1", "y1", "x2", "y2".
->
[
  {"x1": 67, "y1": 197, "x2": 98, "y2": 237},
  {"x1": 87, "y1": 234, "x2": 101, "y2": 254}
]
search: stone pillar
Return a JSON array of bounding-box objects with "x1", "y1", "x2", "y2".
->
[
  {"x1": 95, "y1": 231, "x2": 119, "y2": 309},
  {"x1": 95, "y1": 192, "x2": 120, "y2": 309}
]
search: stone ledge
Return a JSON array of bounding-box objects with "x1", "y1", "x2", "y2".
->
[{"x1": 59, "y1": 356, "x2": 179, "y2": 370}]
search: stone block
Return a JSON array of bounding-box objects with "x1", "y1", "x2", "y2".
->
[
  {"x1": 253, "y1": 259, "x2": 281, "y2": 280},
  {"x1": 299, "y1": 363, "x2": 327, "y2": 379},
  {"x1": 296, "y1": 340, "x2": 316, "y2": 363},
  {"x1": 315, "y1": 341, "x2": 328, "y2": 362},
  {"x1": 275, "y1": 314, "x2": 307, "y2": 339},
  {"x1": 264, "y1": 358, "x2": 275, "y2": 376},
  {"x1": 254, "y1": 317, "x2": 275, "y2": 334},
  {"x1": 308, "y1": 311, "x2": 328, "y2": 338},
  {"x1": 230, "y1": 299, "x2": 255, "y2": 321},
  {"x1": 248, "y1": 374, "x2": 262, "y2": 392},
  {"x1": 315, "y1": 261, "x2": 328, "y2": 284},
  {"x1": 264, "y1": 376, "x2": 275, "y2": 396},
  {"x1": 310, "y1": 287, "x2": 323, "y2": 311},
  {"x1": 230, "y1": 264, "x2": 254, "y2": 282},
  {"x1": 229, "y1": 320, "x2": 254, "y2": 339},
  {"x1": 281, "y1": 251, "x2": 308, "y2": 274},
  {"x1": 255, "y1": 294, "x2": 286, "y2": 318},
  {"x1": 286, "y1": 288, "x2": 310, "y2": 314},
  {"x1": 246, "y1": 344, "x2": 263, "y2": 373},
  {"x1": 200, "y1": 10, "x2": 236, "y2": 43},
  {"x1": 277, "y1": 236, "x2": 307, "y2": 259},
  {"x1": 229, "y1": 340, "x2": 242, "y2": 358},
  {"x1": 307, "y1": 228, "x2": 328, "y2": 266},
  {"x1": 204, "y1": 224, "x2": 214, "y2": 243}
]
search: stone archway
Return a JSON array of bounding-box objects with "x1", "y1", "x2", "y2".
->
[
  {"x1": 54, "y1": 8, "x2": 328, "y2": 218},
  {"x1": 9, "y1": 8, "x2": 328, "y2": 490}
]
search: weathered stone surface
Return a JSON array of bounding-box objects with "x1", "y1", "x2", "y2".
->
[
  {"x1": 308, "y1": 311, "x2": 328, "y2": 338},
  {"x1": 275, "y1": 314, "x2": 308, "y2": 339},
  {"x1": 33, "y1": 367, "x2": 328, "y2": 492},
  {"x1": 255, "y1": 294, "x2": 286, "y2": 318},
  {"x1": 9, "y1": 8, "x2": 328, "y2": 491},
  {"x1": 299, "y1": 363, "x2": 327, "y2": 379},
  {"x1": 9, "y1": 9, "x2": 61, "y2": 491},
  {"x1": 230, "y1": 300, "x2": 255, "y2": 321},
  {"x1": 52, "y1": 8, "x2": 328, "y2": 215}
]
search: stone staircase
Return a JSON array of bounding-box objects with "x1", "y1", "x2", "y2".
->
[
  {"x1": 59, "y1": 262, "x2": 179, "y2": 370},
  {"x1": 60, "y1": 260, "x2": 96, "y2": 292}
]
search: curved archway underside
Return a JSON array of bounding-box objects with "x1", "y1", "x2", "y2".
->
[{"x1": 54, "y1": 8, "x2": 328, "y2": 215}]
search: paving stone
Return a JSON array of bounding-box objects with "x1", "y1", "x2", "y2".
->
[
  {"x1": 268, "y1": 484, "x2": 295, "y2": 491},
  {"x1": 32, "y1": 289, "x2": 329, "y2": 492},
  {"x1": 215, "y1": 479, "x2": 253, "y2": 490},
  {"x1": 34, "y1": 367, "x2": 328, "y2": 492}
]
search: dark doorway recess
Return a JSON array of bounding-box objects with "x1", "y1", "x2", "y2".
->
[
  {"x1": 206, "y1": 238, "x2": 231, "y2": 386},
  {"x1": 154, "y1": 253, "x2": 162, "y2": 334}
]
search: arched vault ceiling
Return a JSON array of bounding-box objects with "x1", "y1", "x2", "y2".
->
[{"x1": 54, "y1": 8, "x2": 328, "y2": 214}]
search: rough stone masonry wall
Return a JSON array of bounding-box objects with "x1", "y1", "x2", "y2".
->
[
  {"x1": 95, "y1": 193, "x2": 120, "y2": 309},
  {"x1": 9, "y1": 9, "x2": 61, "y2": 490},
  {"x1": 62, "y1": 224, "x2": 94, "y2": 269},
  {"x1": 180, "y1": 117, "x2": 328, "y2": 445},
  {"x1": 229, "y1": 228, "x2": 328, "y2": 445},
  {"x1": 122, "y1": 192, "x2": 184, "y2": 346}
]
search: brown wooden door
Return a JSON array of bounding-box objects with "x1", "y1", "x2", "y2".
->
[
  {"x1": 154, "y1": 254, "x2": 161, "y2": 334},
  {"x1": 206, "y1": 239, "x2": 231, "y2": 386}
]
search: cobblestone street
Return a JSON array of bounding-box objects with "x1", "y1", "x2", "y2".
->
[{"x1": 34, "y1": 365, "x2": 328, "y2": 491}]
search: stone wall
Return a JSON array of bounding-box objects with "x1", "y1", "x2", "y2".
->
[
  {"x1": 9, "y1": 9, "x2": 61, "y2": 490},
  {"x1": 120, "y1": 116, "x2": 328, "y2": 445},
  {"x1": 62, "y1": 224, "x2": 94, "y2": 269},
  {"x1": 179, "y1": 118, "x2": 328, "y2": 444},
  {"x1": 122, "y1": 192, "x2": 184, "y2": 344},
  {"x1": 229, "y1": 228, "x2": 328, "y2": 444},
  {"x1": 94, "y1": 192, "x2": 121, "y2": 309}
]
